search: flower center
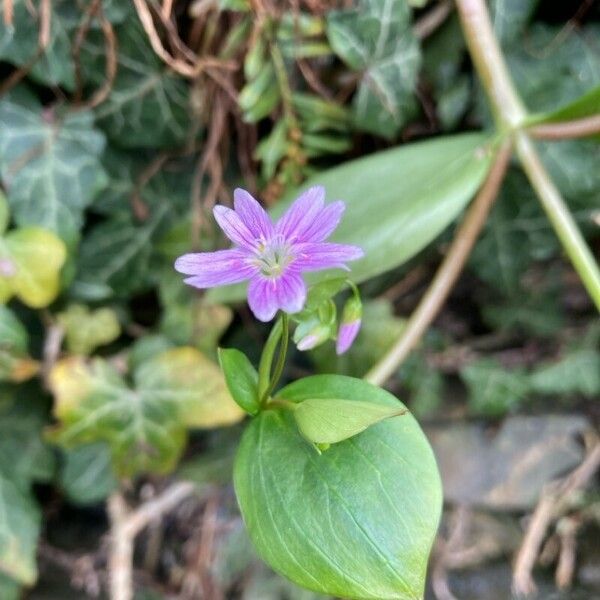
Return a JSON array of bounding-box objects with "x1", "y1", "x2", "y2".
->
[{"x1": 253, "y1": 235, "x2": 294, "y2": 279}]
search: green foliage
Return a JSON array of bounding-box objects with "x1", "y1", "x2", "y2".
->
[
  {"x1": 48, "y1": 348, "x2": 243, "y2": 477},
  {"x1": 0, "y1": 196, "x2": 66, "y2": 308},
  {"x1": 0, "y1": 306, "x2": 39, "y2": 382},
  {"x1": 530, "y1": 349, "x2": 600, "y2": 398},
  {"x1": 59, "y1": 443, "x2": 118, "y2": 505},
  {"x1": 235, "y1": 375, "x2": 442, "y2": 600},
  {"x1": 461, "y1": 358, "x2": 531, "y2": 417},
  {"x1": 82, "y1": 19, "x2": 194, "y2": 148},
  {"x1": 57, "y1": 304, "x2": 121, "y2": 355},
  {"x1": 219, "y1": 348, "x2": 261, "y2": 415},
  {"x1": 0, "y1": 88, "x2": 107, "y2": 244},
  {"x1": 327, "y1": 0, "x2": 420, "y2": 138}
]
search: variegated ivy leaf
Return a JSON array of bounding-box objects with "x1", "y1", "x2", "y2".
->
[
  {"x1": 0, "y1": 88, "x2": 107, "y2": 244},
  {"x1": 0, "y1": 306, "x2": 39, "y2": 382},
  {"x1": 0, "y1": 0, "x2": 77, "y2": 89},
  {"x1": 0, "y1": 472, "x2": 40, "y2": 585},
  {"x1": 327, "y1": 0, "x2": 421, "y2": 138},
  {"x1": 81, "y1": 19, "x2": 193, "y2": 148},
  {"x1": 47, "y1": 348, "x2": 244, "y2": 477},
  {"x1": 57, "y1": 304, "x2": 121, "y2": 356},
  {"x1": 0, "y1": 225, "x2": 66, "y2": 309}
]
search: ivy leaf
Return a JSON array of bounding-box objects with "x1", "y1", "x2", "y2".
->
[
  {"x1": 57, "y1": 304, "x2": 121, "y2": 356},
  {"x1": 327, "y1": 0, "x2": 421, "y2": 138},
  {"x1": 59, "y1": 443, "x2": 118, "y2": 506},
  {"x1": 293, "y1": 398, "x2": 406, "y2": 445},
  {"x1": 82, "y1": 20, "x2": 193, "y2": 148},
  {"x1": 48, "y1": 348, "x2": 243, "y2": 477},
  {"x1": 0, "y1": 307, "x2": 39, "y2": 383},
  {"x1": 0, "y1": 573, "x2": 20, "y2": 600},
  {"x1": 529, "y1": 349, "x2": 600, "y2": 398},
  {"x1": 0, "y1": 227, "x2": 66, "y2": 308},
  {"x1": 0, "y1": 472, "x2": 40, "y2": 585},
  {"x1": 235, "y1": 375, "x2": 442, "y2": 599},
  {"x1": 72, "y1": 208, "x2": 169, "y2": 300},
  {"x1": 461, "y1": 358, "x2": 531, "y2": 417},
  {"x1": 0, "y1": 387, "x2": 55, "y2": 490},
  {"x1": 0, "y1": 88, "x2": 107, "y2": 244},
  {"x1": 490, "y1": 0, "x2": 539, "y2": 45},
  {"x1": 0, "y1": 0, "x2": 78, "y2": 89}
]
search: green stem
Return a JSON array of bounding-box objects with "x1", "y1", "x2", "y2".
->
[
  {"x1": 260, "y1": 313, "x2": 289, "y2": 404},
  {"x1": 515, "y1": 133, "x2": 600, "y2": 310},
  {"x1": 257, "y1": 313, "x2": 290, "y2": 406},
  {"x1": 455, "y1": 0, "x2": 600, "y2": 312},
  {"x1": 257, "y1": 315, "x2": 283, "y2": 399}
]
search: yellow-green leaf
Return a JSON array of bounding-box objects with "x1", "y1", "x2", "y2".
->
[
  {"x1": 0, "y1": 227, "x2": 66, "y2": 308},
  {"x1": 57, "y1": 304, "x2": 121, "y2": 356},
  {"x1": 47, "y1": 347, "x2": 244, "y2": 477}
]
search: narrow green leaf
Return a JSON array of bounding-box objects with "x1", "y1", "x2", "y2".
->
[
  {"x1": 294, "y1": 398, "x2": 406, "y2": 444},
  {"x1": 210, "y1": 132, "x2": 493, "y2": 303},
  {"x1": 0, "y1": 193, "x2": 8, "y2": 235},
  {"x1": 235, "y1": 374, "x2": 442, "y2": 600},
  {"x1": 218, "y1": 348, "x2": 260, "y2": 415},
  {"x1": 526, "y1": 85, "x2": 600, "y2": 129}
]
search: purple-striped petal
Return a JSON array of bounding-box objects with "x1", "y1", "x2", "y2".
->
[
  {"x1": 213, "y1": 205, "x2": 258, "y2": 250},
  {"x1": 291, "y1": 242, "x2": 364, "y2": 272},
  {"x1": 174, "y1": 249, "x2": 257, "y2": 288},
  {"x1": 275, "y1": 186, "x2": 325, "y2": 242},
  {"x1": 301, "y1": 200, "x2": 345, "y2": 242},
  {"x1": 247, "y1": 272, "x2": 307, "y2": 321},
  {"x1": 274, "y1": 271, "x2": 307, "y2": 314},
  {"x1": 247, "y1": 277, "x2": 278, "y2": 322},
  {"x1": 233, "y1": 188, "x2": 274, "y2": 241}
]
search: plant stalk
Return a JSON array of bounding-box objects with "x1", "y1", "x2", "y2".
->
[
  {"x1": 515, "y1": 133, "x2": 600, "y2": 310},
  {"x1": 455, "y1": 0, "x2": 600, "y2": 313},
  {"x1": 365, "y1": 142, "x2": 512, "y2": 386},
  {"x1": 260, "y1": 313, "x2": 289, "y2": 404}
]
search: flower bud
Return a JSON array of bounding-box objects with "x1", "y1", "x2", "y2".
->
[
  {"x1": 336, "y1": 296, "x2": 362, "y2": 355},
  {"x1": 296, "y1": 323, "x2": 332, "y2": 351}
]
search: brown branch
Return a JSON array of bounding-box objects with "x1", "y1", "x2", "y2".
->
[
  {"x1": 414, "y1": 0, "x2": 453, "y2": 40},
  {"x1": 108, "y1": 482, "x2": 197, "y2": 600},
  {"x1": 528, "y1": 114, "x2": 600, "y2": 140},
  {"x1": 512, "y1": 442, "x2": 600, "y2": 597},
  {"x1": 365, "y1": 140, "x2": 512, "y2": 386}
]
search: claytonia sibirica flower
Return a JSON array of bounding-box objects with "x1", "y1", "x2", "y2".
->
[{"x1": 175, "y1": 186, "x2": 363, "y2": 322}]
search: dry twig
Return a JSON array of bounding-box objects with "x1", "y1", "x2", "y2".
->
[{"x1": 512, "y1": 441, "x2": 600, "y2": 596}]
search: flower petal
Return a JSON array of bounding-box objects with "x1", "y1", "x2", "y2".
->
[
  {"x1": 301, "y1": 200, "x2": 346, "y2": 242},
  {"x1": 275, "y1": 186, "x2": 325, "y2": 242},
  {"x1": 174, "y1": 249, "x2": 257, "y2": 287},
  {"x1": 213, "y1": 205, "x2": 258, "y2": 250},
  {"x1": 274, "y1": 271, "x2": 307, "y2": 314},
  {"x1": 291, "y1": 242, "x2": 364, "y2": 272},
  {"x1": 233, "y1": 188, "x2": 274, "y2": 241},
  {"x1": 336, "y1": 319, "x2": 361, "y2": 355},
  {"x1": 248, "y1": 277, "x2": 278, "y2": 322}
]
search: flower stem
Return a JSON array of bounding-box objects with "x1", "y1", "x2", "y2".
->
[
  {"x1": 528, "y1": 114, "x2": 600, "y2": 140},
  {"x1": 258, "y1": 313, "x2": 290, "y2": 405},
  {"x1": 365, "y1": 141, "x2": 512, "y2": 386},
  {"x1": 515, "y1": 132, "x2": 600, "y2": 310}
]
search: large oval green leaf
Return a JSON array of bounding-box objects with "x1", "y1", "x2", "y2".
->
[
  {"x1": 234, "y1": 375, "x2": 442, "y2": 599},
  {"x1": 210, "y1": 132, "x2": 492, "y2": 303}
]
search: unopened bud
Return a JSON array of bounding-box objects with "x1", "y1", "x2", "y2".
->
[{"x1": 336, "y1": 296, "x2": 362, "y2": 355}]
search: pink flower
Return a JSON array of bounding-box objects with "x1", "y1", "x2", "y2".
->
[{"x1": 175, "y1": 187, "x2": 363, "y2": 322}]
